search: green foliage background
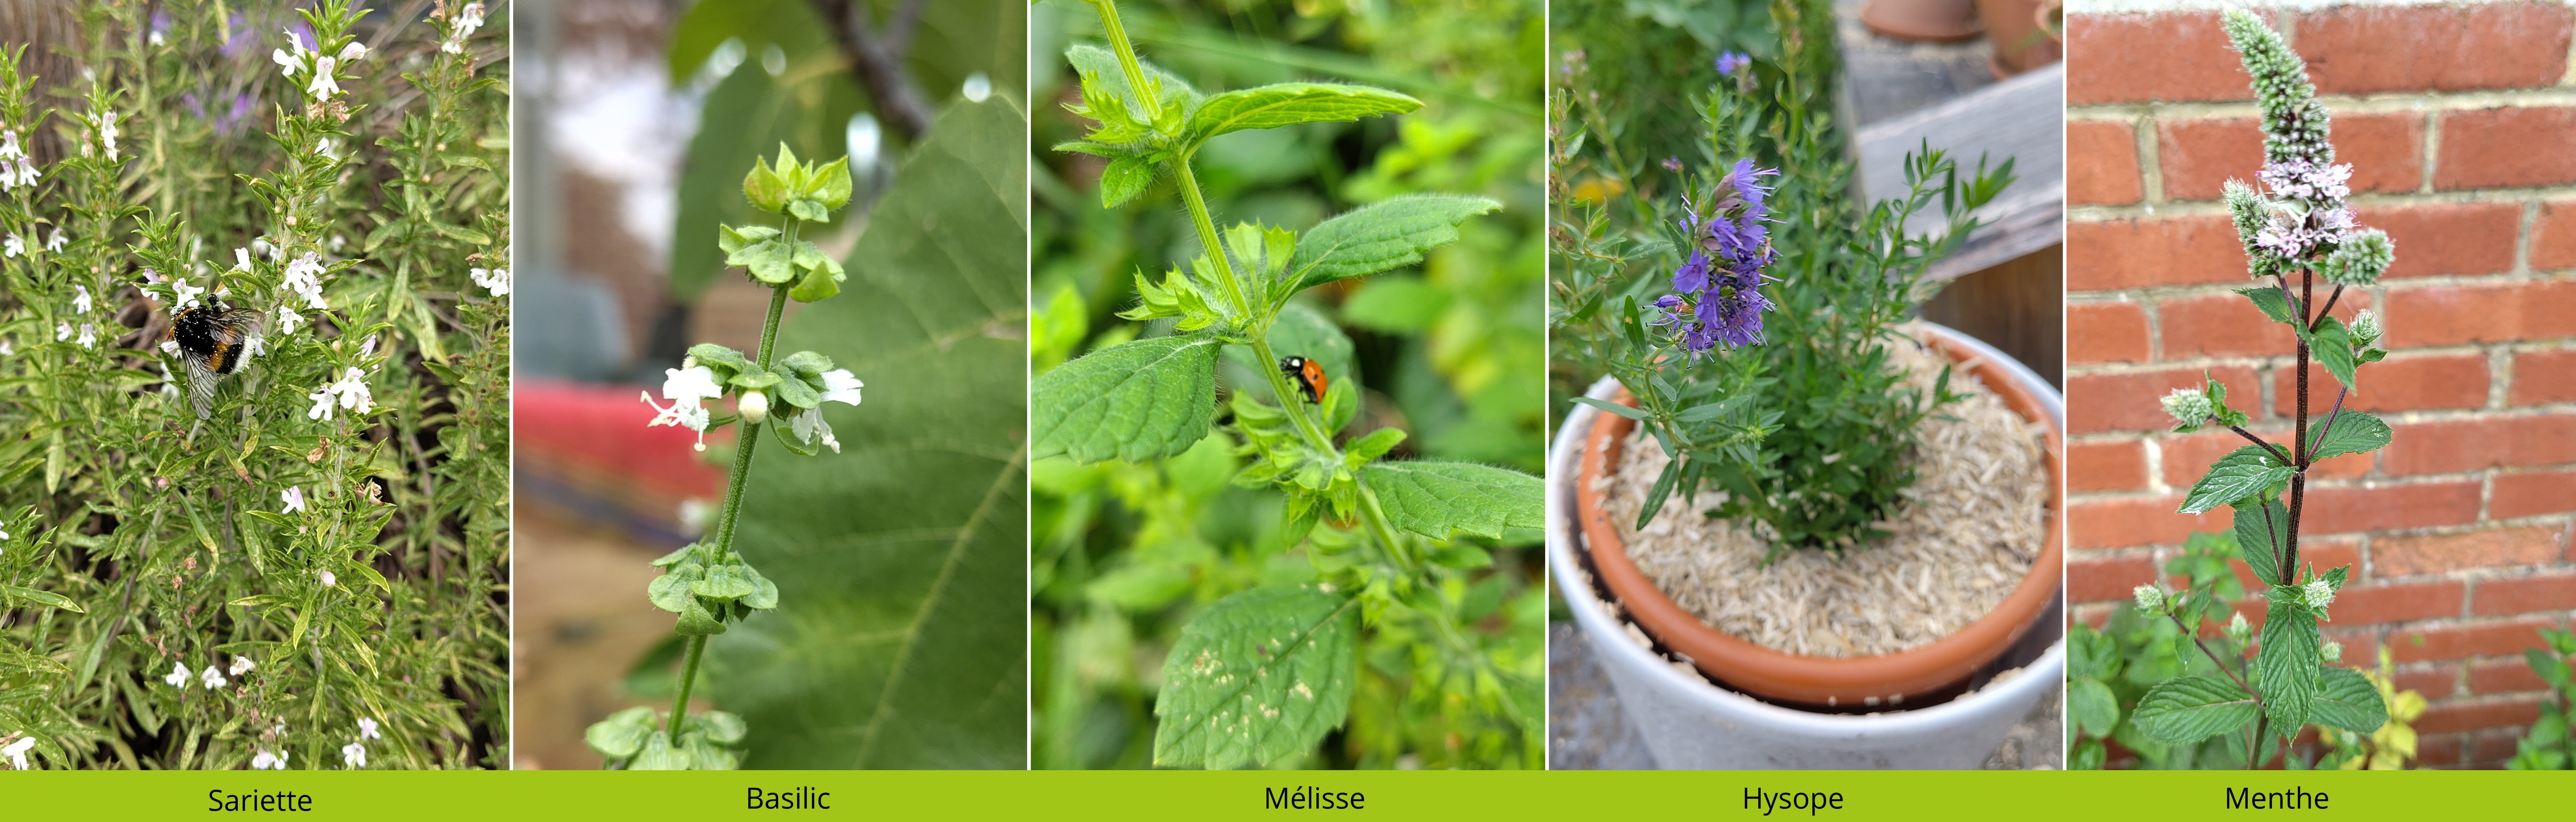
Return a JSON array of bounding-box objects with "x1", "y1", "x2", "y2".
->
[{"x1": 1029, "y1": 0, "x2": 1546, "y2": 769}]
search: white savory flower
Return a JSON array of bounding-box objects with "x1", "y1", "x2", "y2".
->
[
  {"x1": 358, "y1": 718, "x2": 381, "y2": 741},
  {"x1": 96, "y1": 117, "x2": 116, "y2": 162},
  {"x1": 307, "y1": 387, "x2": 335, "y2": 421},
  {"x1": 244, "y1": 334, "x2": 265, "y2": 359},
  {"x1": 0, "y1": 338, "x2": 9, "y2": 355},
  {"x1": 338, "y1": 41, "x2": 366, "y2": 62},
  {"x1": 2, "y1": 735, "x2": 31, "y2": 770},
  {"x1": 306, "y1": 56, "x2": 341, "y2": 99},
  {"x1": 320, "y1": 569, "x2": 337, "y2": 587},
  {"x1": 72, "y1": 284, "x2": 92, "y2": 313},
  {"x1": 2133, "y1": 585, "x2": 2164, "y2": 613},
  {"x1": 160, "y1": 339, "x2": 179, "y2": 354},
  {"x1": 316, "y1": 137, "x2": 334, "y2": 159},
  {"x1": 1, "y1": 233, "x2": 19, "y2": 257},
  {"x1": 282, "y1": 253, "x2": 328, "y2": 310},
  {"x1": 278, "y1": 306, "x2": 302, "y2": 336},
  {"x1": 44, "y1": 227, "x2": 65, "y2": 253},
  {"x1": 282, "y1": 486, "x2": 305, "y2": 513},
  {"x1": 230, "y1": 656, "x2": 256, "y2": 677},
  {"x1": 171, "y1": 277, "x2": 205, "y2": 310},
  {"x1": 75, "y1": 323, "x2": 94, "y2": 350},
  {"x1": 819, "y1": 369, "x2": 863, "y2": 406},
  {"x1": 272, "y1": 31, "x2": 306, "y2": 76},
  {"x1": 200, "y1": 662, "x2": 227, "y2": 690},
  {"x1": 251, "y1": 749, "x2": 287, "y2": 770},
  {"x1": 469, "y1": 267, "x2": 510, "y2": 296},
  {"x1": 164, "y1": 661, "x2": 191, "y2": 687},
  {"x1": 328, "y1": 367, "x2": 373, "y2": 414},
  {"x1": 789, "y1": 407, "x2": 842, "y2": 453},
  {"x1": 359, "y1": 335, "x2": 378, "y2": 358},
  {"x1": 54, "y1": 321, "x2": 69, "y2": 342},
  {"x1": 341, "y1": 742, "x2": 366, "y2": 769},
  {"x1": 443, "y1": 3, "x2": 486, "y2": 54},
  {"x1": 9, "y1": 157, "x2": 32, "y2": 188},
  {"x1": 233, "y1": 247, "x2": 252, "y2": 272}
]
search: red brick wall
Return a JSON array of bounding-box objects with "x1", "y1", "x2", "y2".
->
[{"x1": 2066, "y1": 1, "x2": 2576, "y2": 769}]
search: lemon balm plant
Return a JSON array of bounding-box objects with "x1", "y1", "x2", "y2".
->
[
  {"x1": 1033, "y1": 0, "x2": 1544, "y2": 769},
  {"x1": 2123, "y1": 10, "x2": 2392, "y2": 769},
  {"x1": 0, "y1": 1, "x2": 505, "y2": 769},
  {"x1": 580, "y1": 146, "x2": 862, "y2": 771}
]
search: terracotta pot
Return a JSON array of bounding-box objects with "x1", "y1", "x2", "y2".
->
[
  {"x1": 1976, "y1": 0, "x2": 2063, "y2": 79},
  {"x1": 1572, "y1": 326, "x2": 2064, "y2": 709}
]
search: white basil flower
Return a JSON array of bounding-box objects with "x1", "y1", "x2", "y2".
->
[
  {"x1": 164, "y1": 661, "x2": 191, "y2": 687},
  {"x1": 819, "y1": 369, "x2": 863, "y2": 406},
  {"x1": 789, "y1": 407, "x2": 842, "y2": 453},
  {"x1": 663, "y1": 366, "x2": 722, "y2": 405},
  {"x1": 642, "y1": 392, "x2": 714, "y2": 451}
]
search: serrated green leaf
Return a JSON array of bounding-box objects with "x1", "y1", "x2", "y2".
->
[
  {"x1": 2239, "y1": 286, "x2": 2299, "y2": 325},
  {"x1": 2310, "y1": 410, "x2": 2391, "y2": 462},
  {"x1": 739, "y1": 563, "x2": 779, "y2": 610},
  {"x1": 1287, "y1": 195, "x2": 1501, "y2": 292},
  {"x1": 744, "y1": 156, "x2": 789, "y2": 214},
  {"x1": 2071, "y1": 677, "x2": 2122, "y2": 739},
  {"x1": 809, "y1": 157, "x2": 852, "y2": 211},
  {"x1": 2310, "y1": 666, "x2": 2389, "y2": 734},
  {"x1": 1358, "y1": 460, "x2": 1542, "y2": 540},
  {"x1": 1188, "y1": 82, "x2": 1420, "y2": 145},
  {"x1": 788, "y1": 199, "x2": 828, "y2": 223},
  {"x1": 695, "y1": 710, "x2": 749, "y2": 746},
  {"x1": 2311, "y1": 316, "x2": 2360, "y2": 394},
  {"x1": 691, "y1": 565, "x2": 758, "y2": 601},
  {"x1": 2233, "y1": 497, "x2": 2289, "y2": 587},
  {"x1": 2133, "y1": 675, "x2": 2261, "y2": 744},
  {"x1": 1344, "y1": 427, "x2": 1407, "y2": 464},
  {"x1": 727, "y1": 236, "x2": 796, "y2": 284},
  {"x1": 1100, "y1": 156, "x2": 1153, "y2": 208},
  {"x1": 2255, "y1": 594, "x2": 2321, "y2": 731},
  {"x1": 675, "y1": 596, "x2": 729, "y2": 635},
  {"x1": 648, "y1": 564, "x2": 704, "y2": 613},
  {"x1": 584, "y1": 706, "x2": 658, "y2": 759},
  {"x1": 2180, "y1": 446, "x2": 2294, "y2": 515},
  {"x1": 1153, "y1": 583, "x2": 1358, "y2": 769},
  {"x1": 1033, "y1": 334, "x2": 1223, "y2": 464}
]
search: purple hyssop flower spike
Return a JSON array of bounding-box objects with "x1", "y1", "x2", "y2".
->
[
  {"x1": 1661, "y1": 158, "x2": 1784, "y2": 355},
  {"x1": 1715, "y1": 51, "x2": 1752, "y2": 78}
]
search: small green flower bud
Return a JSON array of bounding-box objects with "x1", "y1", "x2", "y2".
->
[
  {"x1": 2134, "y1": 585, "x2": 2165, "y2": 613},
  {"x1": 2321, "y1": 229, "x2": 2393, "y2": 286},
  {"x1": 2161, "y1": 389, "x2": 2214, "y2": 429},
  {"x1": 740, "y1": 389, "x2": 769, "y2": 424},
  {"x1": 2322, "y1": 640, "x2": 2343, "y2": 663},
  {"x1": 2301, "y1": 578, "x2": 2336, "y2": 613},
  {"x1": 2226, "y1": 611, "x2": 2252, "y2": 643},
  {"x1": 2351, "y1": 310, "x2": 2383, "y2": 349}
]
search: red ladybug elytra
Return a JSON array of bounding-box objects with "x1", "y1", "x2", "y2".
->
[{"x1": 1279, "y1": 356, "x2": 1327, "y2": 404}]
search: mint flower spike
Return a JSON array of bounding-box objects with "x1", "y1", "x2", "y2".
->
[
  {"x1": 2226, "y1": 610, "x2": 2253, "y2": 643},
  {"x1": 2223, "y1": 8, "x2": 2332, "y2": 167},
  {"x1": 2350, "y1": 310, "x2": 2383, "y2": 348},
  {"x1": 2320, "y1": 228, "x2": 2392, "y2": 286},
  {"x1": 2134, "y1": 584, "x2": 2166, "y2": 613},
  {"x1": 2159, "y1": 388, "x2": 2213, "y2": 429},
  {"x1": 2300, "y1": 578, "x2": 2336, "y2": 614}
]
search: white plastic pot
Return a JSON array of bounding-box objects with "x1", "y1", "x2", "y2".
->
[{"x1": 1547, "y1": 322, "x2": 2065, "y2": 769}]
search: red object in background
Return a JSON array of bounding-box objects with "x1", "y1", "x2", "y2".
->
[{"x1": 514, "y1": 379, "x2": 729, "y2": 538}]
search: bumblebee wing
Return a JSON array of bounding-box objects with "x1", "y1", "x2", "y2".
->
[{"x1": 181, "y1": 348, "x2": 219, "y2": 419}]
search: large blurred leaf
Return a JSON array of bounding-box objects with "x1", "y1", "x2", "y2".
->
[{"x1": 705, "y1": 96, "x2": 1030, "y2": 769}]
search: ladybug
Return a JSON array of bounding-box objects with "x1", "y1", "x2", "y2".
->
[{"x1": 1279, "y1": 356, "x2": 1328, "y2": 404}]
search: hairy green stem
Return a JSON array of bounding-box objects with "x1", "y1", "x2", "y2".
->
[
  {"x1": 665, "y1": 634, "x2": 708, "y2": 745},
  {"x1": 1084, "y1": 0, "x2": 1164, "y2": 123}
]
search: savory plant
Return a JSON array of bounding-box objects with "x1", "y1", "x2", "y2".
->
[
  {"x1": 2124, "y1": 9, "x2": 2393, "y2": 768},
  {"x1": 1032, "y1": 0, "x2": 1544, "y2": 769},
  {"x1": 0, "y1": 0, "x2": 506, "y2": 769},
  {"x1": 1549, "y1": 5, "x2": 2011, "y2": 562},
  {"x1": 581, "y1": 146, "x2": 863, "y2": 770}
]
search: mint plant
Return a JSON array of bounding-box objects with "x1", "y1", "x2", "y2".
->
[
  {"x1": 2122, "y1": 10, "x2": 2393, "y2": 768},
  {"x1": 1033, "y1": 0, "x2": 1543, "y2": 769},
  {"x1": 1550, "y1": 15, "x2": 2012, "y2": 561},
  {"x1": 0, "y1": 1, "x2": 506, "y2": 769},
  {"x1": 581, "y1": 146, "x2": 862, "y2": 771},
  {"x1": 2507, "y1": 628, "x2": 2575, "y2": 770}
]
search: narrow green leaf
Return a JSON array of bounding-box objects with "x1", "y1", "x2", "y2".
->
[
  {"x1": 2180, "y1": 446, "x2": 2294, "y2": 515},
  {"x1": 2132, "y1": 675, "x2": 2261, "y2": 744},
  {"x1": 1153, "y1": 584, "x2": 1359, "y2": 769},
  {"x1": 2309, "y1": 667, "x2": 2390, "y2": 734},
  {"x1": 1032, "y1": 334, "x2": 1224, "y2": 464},
  {"x1": 1570, "y1": 396, "x2": 1647, "y2": 420},
  {"x1": 2232, "y1": 497, "x2": 2288, "y2": 587},
  {"x1": 2310, "y1": 410, "x2": 2391, "y2": 462},
  {"x1": 1358, "y1": 460, "x2": 1543, "y2": 540},
  {"x1": 1287, "y1": 195, "x2": 1501, "y2": 291},
  {"x1": 2255, "y1": 595, "x2": 2321, "y2": 731},
  {"x1": 0, "y1": 585, "x2": 81, "y2": 612},
  {"x1": 1188, "y1": 82, "x2": 1420, "y2": 144}
]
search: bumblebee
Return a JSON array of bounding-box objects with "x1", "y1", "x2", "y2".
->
[
  {"x1": 167, "y1": 298, "x2": 261, "y2": 418},
  {"x1": 1278, "y1": 355, "x2": 1328, "y2": 404}
]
